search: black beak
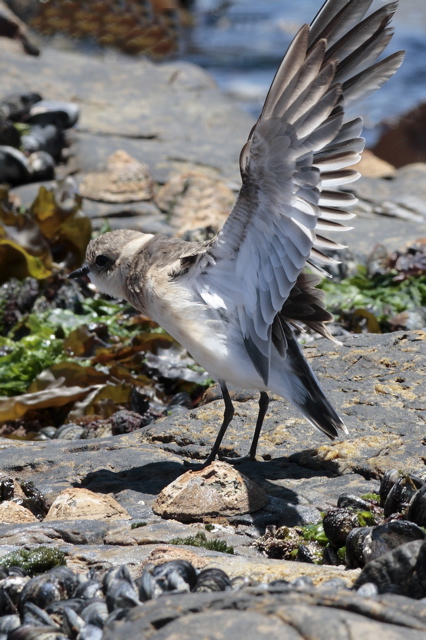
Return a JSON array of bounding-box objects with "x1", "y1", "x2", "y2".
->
[{"x1": 68, "y1": 264, "x2": 90, "y2": 279}]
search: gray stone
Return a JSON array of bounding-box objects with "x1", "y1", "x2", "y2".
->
[{"x1": 102, "y1": 589, "x2": 426, "y2": 640}]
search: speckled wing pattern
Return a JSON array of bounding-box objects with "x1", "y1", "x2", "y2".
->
[{"x1": 192, "y1": 0, "x2": 404, "y2": 384}]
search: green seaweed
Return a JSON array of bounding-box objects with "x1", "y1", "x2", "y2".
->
[
  {"x1": 360, "y1": 493, "x2": 381, "y2": 502},
  {"x1": 320, "y1": 266, "x2": 426, "y2": 327},
  {"x1": 0, "y1": 546, "x2": 66, "y2": 575},
  {"x1": 169, "y1": 531, "x2": 234, "y2": 554},
  {"x1": 300, "y1": 521, "x2": 329, "y2": 546},
  {"x1": 356, "y1": 510, "x2": 376, "y2": 527}
]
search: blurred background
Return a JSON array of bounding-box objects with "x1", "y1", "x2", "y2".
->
[
  {"x1": 2, "y1": 0, "x2": 425, "y2": 163},
  {"x1": 184, "y1": 0, "x2": 426, "y2": 147}
]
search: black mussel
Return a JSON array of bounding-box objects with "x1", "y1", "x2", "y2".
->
[
  {"x1": 0, "y1": 575, "x2": 30, "y2": 609},
  {"x1": 194, "y1": 568, "x2": 231, "y2": 593},
  {"x1": 408, "y1": 537, "x2": 426, "y2": 599},
  {"x1": 46, "y1": 599, "x2": 84, "y2": 616},
  {"x1": 0, "y1": 120, "x2": 20, "y2": 148},
  {"x1": 0, "y1": 588, "x2": 16, "y2": 616},
  {"x1": 6, "y1": 569, "x2": 28, "y2": 578},
  {"x1": 345, "y1": 527, "x2": 372, "y2": 568},
  {"x1": 337, "y1": 493, "x2": 375, "y2": 511},
  {"x1": 0, "y1": 146, "x2": 30, "y2": 185},
  {"x1": 27, "y1": 151, "x2": 55, "y2": 182},
  {"x1": 73, "y1": 580, "x2": 102, "y2": 600},
  {"x1": 79, "y1": 599, "x2": 108, "y2": 628},
  {"x1": 76, "y1": 623, "x2": 103, "y2": 640},
  {"x1": 384, "y1": 474, "x2": 424, "y2": 517},
  {"x1": 21, "y1": 125, "x2": 64, "y2": 160},
  {"x1": 53, "y1": 424, "x2": 85, "y2": 440},
  {"x1": 297, "y1": 544, "x2": 323, "y2": 564},
  {"x1": 9, "y1": 624, "x2": 68, "y2": 640},
  {"x1": 379, "y1": 469, "x2": 400, "y2": 506},
  {"x1": 61, "y1": 606, "x2": 84, "y2": 639},
  {"x1": 37, "y1": 427, "x2": 57, "y2": 440},
  {"x1": 407, "y1": 484, "x2": 426, "y2": 527},
  {"x1": 105, "y1": 580, "x2": 140, "y2": 613},
  {"x1": 323, "y1": 508, "x2": 361, "y2": 547},
  {"x1": 27, "y1": 101, "x2": 79, "y2": 129},
  {"x1": 322, "y1": 544, "x2": 341, "y2": 566},
  {"x1": 18, "y1": 570, "x2": 74, "y2": 615},
  {"x1": 346, "y1": 520, "x2": 425, "y2": 568},
  {"x1": 47, "y1": 568, "x2": 78, "y2": 600},
  {"x1": 138, "y1": 561, "x2": 197, "y2": 601},
  {"x1": 22, "y1": 602, "x2": 56, "y2": 627},
  {"x1": 0, "y1": 94, "x2": 41, "y2": 122},
  {"x1": 105, "y1": 577, "x2": 140, "y2": 614},
  {"x1": 102, "y1": 566, "x2": 134, "y2": 593},
  {"x1": 365, "y1": 521, "x2": 425, "y2": 564}
]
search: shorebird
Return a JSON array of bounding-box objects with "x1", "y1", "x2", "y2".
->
[{"x1": 71, "y1": 0, "x2": 404, "y2": 465}]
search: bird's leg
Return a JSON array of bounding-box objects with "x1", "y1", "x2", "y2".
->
[
  {"x1": 248, "y1": 391, "x2": 269, "y2": 460},
  {"x1": 202, "y1": 380, "x2": 234, "y2": 466},
  {"x1": 217, "y1": 390, "x2": 270, "y2": 465}
]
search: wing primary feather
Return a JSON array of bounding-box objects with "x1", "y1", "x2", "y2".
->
[{"x1": 194, "y1": 0, "x2": 403, "y2": 385}]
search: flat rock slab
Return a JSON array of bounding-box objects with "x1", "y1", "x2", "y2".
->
[{"x1": 102, "y1": 589, "x2": 426, "y2": 640}]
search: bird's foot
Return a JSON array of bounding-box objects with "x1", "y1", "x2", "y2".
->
[
  {"x1": 183, "y1": 457, "x2": 214, "y2": 470},
  {"x1": 183, "y1": 453, "x2": 258, "y2": 468},
  {"x1": 219, "y1": 453, "x2": 258, "y2": 464}
]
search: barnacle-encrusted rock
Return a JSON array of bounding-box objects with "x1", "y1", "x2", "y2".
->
[{"x1": 153, "y1": 461, "x2": 267, "y2": 522}]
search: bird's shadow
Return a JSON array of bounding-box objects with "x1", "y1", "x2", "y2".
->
[{"x1": 73, "y1": 451, "x2": 340, "y2": 531}]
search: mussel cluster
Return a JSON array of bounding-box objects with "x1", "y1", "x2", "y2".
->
[
  {"x1": 324, "y1": 469, "x2": 426, "y2": 596},
  {"x1": 255, "y1": 469, "x2": 426, "y2": 598},
  {"x1": 0, "y1": 561, "x2": 233, "y2": 640},
  {"x1": 0, "y1": 92, "x2": 79, "y2": 186}
]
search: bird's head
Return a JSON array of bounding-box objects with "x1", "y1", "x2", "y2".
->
[{"x1": 69, "y1": 230, "x2": 154, "y2": 301}]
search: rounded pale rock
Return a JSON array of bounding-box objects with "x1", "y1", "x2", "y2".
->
[
  {"x1": 45, "y1": 488, "x2": 131, "y2": 521},
  {"x1": 79, "y1": 150, "x2": 155, "y2": 203},
  {"x1": 155, "y1": 170, "x2": 235, "y2": 234},
  {"x1": 0, "y1": 501, "x2": 38, "y2": 524},
  {"x1": 153, "y1": 460, "x2": 268, "y2": 522}
]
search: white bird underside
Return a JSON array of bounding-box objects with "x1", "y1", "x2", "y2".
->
[{"x1": 78, "y1": 0, "x2": 404, "y2": 458}]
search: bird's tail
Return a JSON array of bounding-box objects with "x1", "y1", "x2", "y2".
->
[{"x1": 278, "y1": 324, "x2": 347, "y2": 439}]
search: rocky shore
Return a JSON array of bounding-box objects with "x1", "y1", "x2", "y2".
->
[{"x1": 0, "y1": 37, "x2": 425, "y2": 639}]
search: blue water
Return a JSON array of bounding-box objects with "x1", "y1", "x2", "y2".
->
[{"x1": 183, "y1": 0, "x2": 426, "y2": 144}]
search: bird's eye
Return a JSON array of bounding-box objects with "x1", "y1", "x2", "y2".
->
[{"x1": 95, "y1": 255, "x2": 110, "y2": 267}]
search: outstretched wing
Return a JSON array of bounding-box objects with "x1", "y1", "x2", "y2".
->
[{"x1": 190, "y1": 0, "x2": 404, "y2": 384}]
